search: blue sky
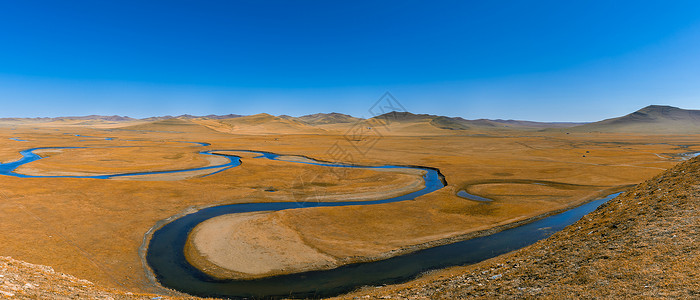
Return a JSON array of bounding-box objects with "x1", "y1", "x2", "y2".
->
[{"x1": 1, "y1": 1, "x2": 700, "y2": 121}]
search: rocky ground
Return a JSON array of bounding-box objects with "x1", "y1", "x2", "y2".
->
[
  {"x1": 0, "y1": 256, "x2": 203, "y2": 300},
  {"x1": 340, "y1": 156, "x2": 700, "y2": 299}
]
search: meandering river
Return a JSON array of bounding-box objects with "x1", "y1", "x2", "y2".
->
[{"x1": 0, "y1": 140, "x2": 623, "y2": 299}]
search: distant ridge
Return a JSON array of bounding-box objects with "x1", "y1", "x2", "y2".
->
[
  {"x1": 212, "y1": 113, "x2": 326, "y2": 134},
  {"x1": 119, "y1": 118, "x2": 218, "y2": 133},
  {"x1": 142, "y1": 114, "x2": 243, "y2": 121},
  {"x1": 0, "y1": 115, "x2": 134, "y2": 122},
  {"x1": 0, "y1": 114, "x2": 242, "y2": 122},
  {"x1": 6, "y1": 107, "x2": 696, "y2": 134},
  {"x1": 567, "y1": 105, "x2": 700, "y2": 134},
  {"x1": 296, "y1": 112, "x2": 362, "y2": 125},
  {"x1": 489, "y1": 119, "x2": 586, "y2": 128},
  {"x1": 430, "y1": 116, "x2": 472, "y2": 130},
  {"x1": 372, "y1": 111, "x2": 583, "y2": 130}
]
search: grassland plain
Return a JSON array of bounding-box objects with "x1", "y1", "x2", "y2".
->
[
  {"x1": 339, "y1": 156, "x2": 700, "y2": 299},
  {"x1": 0, "y1": 116, "x2": 698, "y2": 297},
  {"x1": 1, "y1": 145, "x2": 697, "y2": 300}
]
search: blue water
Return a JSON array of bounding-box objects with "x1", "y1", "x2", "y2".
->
[
  {"x1": 146, "y1": 157, "x2": 445, "y2": 299},
  {"x1": 147, "y1": 179, "x2": 619, "y2": 299},
  {"x1": 686, "y1": 152, "x2": 700, "y2": 158},
  {"x1": 0, "y1": 146, "x2": 237, "y2": 179},
  {"x1": 57, "y1": 134, "x2": 113, "y2": 140},
  {"x1": 457, "y1": 190, "x2": 493, "y2": 201},
  {"x1": 72, "y1": 134, "x2": 114, "y2": 140},
  {"x1": 9, "y1": 137, "x2": 28, "y2": 142},
  {"x1": 178, "y1": 141, "x2": 211, "y2": 147}
]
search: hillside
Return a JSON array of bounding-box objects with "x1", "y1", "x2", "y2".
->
[
  {"x1": 208, "y1": 113, "x2": 326, "y2": 134},
  {"x1": 372, "y1": 111, "x2": 583, "y2": 132},
  {"x1": 4, "y1": 106, "x2": 700, "y2": 134},
  {"x1": 567, "y1": 105, "x2": 700, "y2": 134},
  {"x1": 296, "y1": 112, "x2": 362, "y2": 125},
  {"x1": 341, "y1": 156, "x2": 700, "y2": 299},
  {"x1": 0, "y1": 256, "x2": 203, "y2": 299},
  {"x1": 489, "y1": 119, "x2": 585, "y2": 128},
  {"x1": 142, "y1": 114, "x2": 243, "y2": 121},
  {"x1": 118, "y1": 118, "x2": 218, "y2": 133},
  {"x1": 0, "y1": 115, "x2": 135, "y2": 122}
]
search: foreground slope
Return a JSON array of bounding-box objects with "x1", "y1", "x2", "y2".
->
[
  {"x1": 568, "y1": 105, "x2": 700, "y2": 134},
  {"x1": 0, "y1": 256, "x2": 201, "y2": 299},
  {"x1": 342, "y1": 156, "x2": 700, "y2": 299}
]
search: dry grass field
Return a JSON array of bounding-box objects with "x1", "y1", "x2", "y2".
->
[
  {"x1": 338, "y1": 156, "x2": 700, "y2": 299},
  {"x1": 0, "y1": 114, "x2": 698, "y2": 295}
]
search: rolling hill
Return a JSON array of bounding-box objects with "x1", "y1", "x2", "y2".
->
[
  {"x1": 566, "y1": 105, "x2": 700, "y2": 134},
  {"x1": 118, "y1": 118, "x2": 219, "y2": 133},
  {"x1": 295, "y1": 113, "x2": 362, "y2": 125},
  {"x1": 371, "y1": 111, "x2": 583, "y2": 132},
  {"x1": 208, "y1": 113, "x2": 326, "y2": 134},
  {"x1": 6, "y1": 105, "x2": 698, "y2": 134}
]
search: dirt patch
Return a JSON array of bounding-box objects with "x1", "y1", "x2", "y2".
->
[{"x1": 185, "y1": 212, "x2": 338, "y2": 279}]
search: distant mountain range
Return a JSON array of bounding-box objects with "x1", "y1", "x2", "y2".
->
[
  {"x1": 368, "y1": 111, "x2": 585, "y2": 130},
  {"x1": 141, "y1": 114, "x2": 244, "y2": 121},
  {"x1": 0, "y1": 115, "x2": 136, "y2": 122},
  {"x1": 294, "y1": 112, "x2": 362, "y2": 125},
  {"x1": 2, "y1": 105, "x2": 699, "y2": 134},
  {"x1": 0, "y1": 114, "x2": 243, "y2": 122},
  {"x1": 565, "y1": 105, "x2": 700, "y2": 134}
]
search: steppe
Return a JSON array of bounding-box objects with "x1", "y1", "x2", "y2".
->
[
  {"x1": 339, "y1": 155, "x2": 700, "y2": 299},
  {"x1": 0, "y1": 105, "x2": 698, "y2": 298}
]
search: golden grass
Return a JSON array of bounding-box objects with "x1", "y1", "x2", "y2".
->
[{"x1": 0, "y1": 122, "x2": 697, "y2": 294}]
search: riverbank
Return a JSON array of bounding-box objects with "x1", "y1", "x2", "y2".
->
[{"x1": 339, "y1": 156, "x2": 700, "y2": 299}]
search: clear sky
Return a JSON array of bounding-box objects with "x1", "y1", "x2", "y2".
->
[{"x1": 1, "y1": 1, "x2": 700, "y2": 121}]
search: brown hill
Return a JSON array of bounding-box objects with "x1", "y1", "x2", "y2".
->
[
  {"x1": 364, "y1": 112, "x2": 452, "y2": 135},
  {"x1": 142, "y1": 114, "x2": 243, "y2": 121},
  {"x1": 489, "y1": 119, "x2": 585, "y2": 128},
  {"x1": 341, "y1": 156, "x2": 700, "y2": 299},
  {"x1": 0, "y1": 115, "x2": 135, "y2": 122},
  {"x1": 209, "y1": 113, "x2": 326, "y2": 134},
  {"x1": 567, "y1": 105, "x2": 700, "y2": 134},
  {"x1": 372, "y1": 112, "x2": 582, "y2": 131},
  {"x1": 60, "y1": 115, "x2": 135, "y2": 122},
  {"x1": 0, "y1": 115, "x2": 139, "y2": 128},
  {"x1": 429, "y1": 116, "x2": 473, "y2": 130},
  {"x1": 372, "y1": 111, "x2": 436, "y2": 123},
  {"x1": 296, "y1": 113, "x2": 362, "y2": 125},
  {"x1": 118, "y1": 118, "x2": 218, "y2": 133}
]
